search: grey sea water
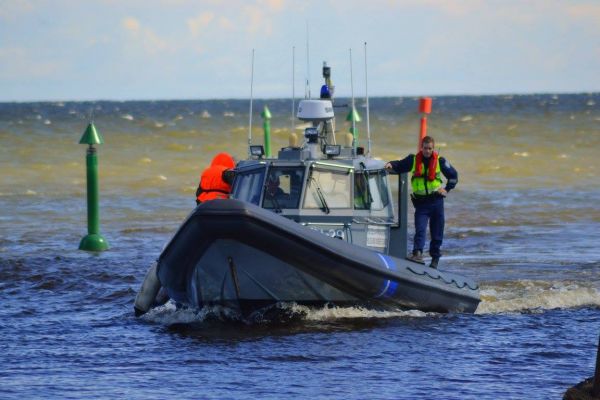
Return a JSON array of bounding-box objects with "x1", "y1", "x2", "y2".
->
[{"x1": 0, "y1": 94, "x2": 599, "y2": 399}]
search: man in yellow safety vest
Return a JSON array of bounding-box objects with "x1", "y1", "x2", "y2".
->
[{"x1": 385, "y1": 136, "x2": 458, "y2": 269}]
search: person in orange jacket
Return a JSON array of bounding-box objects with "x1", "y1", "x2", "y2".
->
[{"x1": 195, "y1": 152, "x2": 236, "y2": 205}]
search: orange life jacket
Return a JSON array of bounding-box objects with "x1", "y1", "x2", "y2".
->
[
  {"x1": 413, "y1": 150, "x2": 439, "y2": 181},
  {"x1": 196, "y1": 152, "x2": 235, "y2": 203}
]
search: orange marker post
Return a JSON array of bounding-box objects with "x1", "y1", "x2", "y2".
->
[{"x1": 418, "y1": 97, "x2": 432, "y2": 150}]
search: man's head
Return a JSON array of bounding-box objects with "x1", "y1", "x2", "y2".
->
[
  {"x1": 421, "y1": 136, "x2": 435, "y2": 158},
  {"x1": 266, "y1": 176, "x2": 280, "y2": 196}
]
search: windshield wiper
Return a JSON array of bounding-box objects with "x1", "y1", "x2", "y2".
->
[
  {"x1": 360, "y1": 163, "x2": 373, "y2": 206},
  {"x1": 263, "y1": 185, "x2": 282, "y2": 213},
  {"x1": 310, "y1": 176, "x2": 330, "y2": 214}
]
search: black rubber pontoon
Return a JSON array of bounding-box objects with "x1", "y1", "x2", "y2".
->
[{"x1": 156, "y1": 200, "x2": 480, "y2": 314}]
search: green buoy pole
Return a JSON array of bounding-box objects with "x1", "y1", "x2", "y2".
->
[
  {"x1": 78, "y1": 122, "x2": 108, "y2": 251},
  {"x1": 346, "y1": 106, "x2": 361, "y2": 150},
  {"x1": 261, "y1": 105, "x2": 272, "y2": 158}
]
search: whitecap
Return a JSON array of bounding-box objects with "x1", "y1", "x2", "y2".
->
[
  {"x1": 299, "y1": 304, "x2": 429, "y2": 320},
  {"x1": 476, "y1": 280, "x2": 600, "y2": 314},
  {"x1": 121, "y1": 114, "x2": 134, "y2": 121},
  {"x1": 143, "y1": 302, "x2": 243, "y2": 325},
  {"x1": 142, "y1": 301, "x2": 431, "y2": 326},
  {"x1": 460, "y1": 115, "x2": 473, "y2": 122}
]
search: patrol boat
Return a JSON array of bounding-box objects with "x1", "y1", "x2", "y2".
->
[{"x1": 135, "y1": 64, "x2": 480, "y2": 316}]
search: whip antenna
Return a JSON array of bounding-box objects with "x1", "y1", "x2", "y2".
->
[
  {"x1": 248, "y1": 49, "x2": 255, "y2": 157},
  {"x1": 292, "y1": 46, "x2": 296, "y2": 132},
  {"x1": 364, "y1": 42, "x2": 372, "y2": 157},
  {"x1": 349, "y1": 48, "x2": 356, "y2": 153},
  {"x1": 305, "y1": 21, "x2": 311, "y2": 99}
]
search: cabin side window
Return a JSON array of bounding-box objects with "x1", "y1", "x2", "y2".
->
[
  {"x1": 263, "y1": 167, "x2": 305, "y2": 210},
  {"x1": 304, "y1": 168, "x2": 351, "y2": 209},
  {"x1": 354, "y1": 173, "x2": 370, "y2": 210},
  {"x1": 354, "y1": 170, "x2": 390, "y2": 210},
  {"x1": 368, "y1": 170, "x2": 390, "y2": 210},
  {"x1": 231, "y1": 167, "x2": 265, "y2": 205}
]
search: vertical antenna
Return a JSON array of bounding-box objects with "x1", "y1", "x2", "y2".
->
[
  {"x1": 349, "y1": 48, "x2": 356, "y2": 153},
  {"x1": 292, "y1": 46, "x2": 296, "y2": 133},
  {"x1": 364, "y1": 42, "x2": 372, "y2": 157},
  {"x1": 248, "y1": 49, "x2": 255, "y2": 157},
  {"x1": 306, "y1": 21, "x2": 311, "y2": 99}
]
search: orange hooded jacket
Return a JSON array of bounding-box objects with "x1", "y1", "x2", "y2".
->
[{"x1": 196, "y1": 152, "x2": 235, "y2": 204}]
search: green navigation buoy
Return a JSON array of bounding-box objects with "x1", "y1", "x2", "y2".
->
[
  {"x1": 78, "y1": 122, "x2": 109, "y2": 252},
  {"x1": 261, "y1": 105, "x2": 272, "y2": 158}
]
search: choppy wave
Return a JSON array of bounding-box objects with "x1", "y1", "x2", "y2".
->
[
  {"x1": 476, "y1": 280, "x2": 600, "y2": 314},
  {"x1": 141, "y1": 280, "x2": 600, "y2": 325},
  {"x1": 143, "y1": 301, "x2": 430, "y2": 326}
]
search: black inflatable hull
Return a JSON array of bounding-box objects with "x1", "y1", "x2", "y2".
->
[{"x1": 157, "y1": 200, "x2": 480, "y2": 314}]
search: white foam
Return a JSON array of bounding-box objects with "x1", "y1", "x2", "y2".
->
[
  {"x1": 143, "y1": 302, "x2": 240, "y2": 324},
  {"x1": 476, "y1": 280, "x2": 600, "y2": 314},
  {"x1": 142, "y1": 301, "x2": 431, "y2": 325},
  {"x1": 290, "y1": 303, "x2": 430, "y2": 320}
]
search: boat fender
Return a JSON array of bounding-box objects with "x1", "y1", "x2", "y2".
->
[{"x1": 134, "y1": 261, "x2": 161, "y2": 317}]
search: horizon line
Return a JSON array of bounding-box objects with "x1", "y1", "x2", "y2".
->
[{"x1": 0, "y1": 90, "x2": 598, "y2": 104}]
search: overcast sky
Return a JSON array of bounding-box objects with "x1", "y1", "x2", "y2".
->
[{"x1": 1, "y1": 0, "x2": 599, "y2": 102}]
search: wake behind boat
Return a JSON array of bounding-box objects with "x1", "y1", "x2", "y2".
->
[{"x1": 135, "y1": 62, "x2": 480, "y2": 316}]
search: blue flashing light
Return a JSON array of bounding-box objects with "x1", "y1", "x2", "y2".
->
[{"x1": 320, "y1": 84, "x2": 331, "y2": 99}]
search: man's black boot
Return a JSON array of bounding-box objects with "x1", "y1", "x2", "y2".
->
[{"x1": 429, "y1": 257, "x2": 439, "y2": 269}]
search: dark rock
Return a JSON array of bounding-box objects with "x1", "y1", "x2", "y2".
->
[{"x1": 564, "y1": 378, "x2": 600, "y2": 400}]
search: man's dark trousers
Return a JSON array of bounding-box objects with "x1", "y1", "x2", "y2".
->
[{"x1": 413, "y1": 196, "x2": 445, "y2": 259}]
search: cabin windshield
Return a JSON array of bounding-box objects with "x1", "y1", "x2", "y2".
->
[
  {"x1": 263, "y1": 166, "x2": 305, "y2": 210},
  {"x1": 231, "y1": 167, "x2": 266, "y2": 205},
  {"x1": 354, "y1": 170, "x2": 390, "y2": 210},
  {"x1": 304, "y1": 167, "x2": 351, "y2": 209}
]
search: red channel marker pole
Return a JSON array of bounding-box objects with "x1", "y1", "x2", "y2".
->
[{"x1": 418, "y1": 97, "x2": 432, "y2": 151}]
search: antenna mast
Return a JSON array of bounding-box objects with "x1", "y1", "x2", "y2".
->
[
  {"x1": 248, "y1": 49, "x2": 255, "y2": 157},
  {"x1": 292, "y1": 46, "x2": 296, "y2": 132},
  {"x1": 349, "y1": 48, "x2": 356, "y2": 153},
  {"x1": 305, "y1": 21, "x2": 311, "y2": 99},
  {"x1": 364, "y1": 42, "x2": 372, "y2": 157}
]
